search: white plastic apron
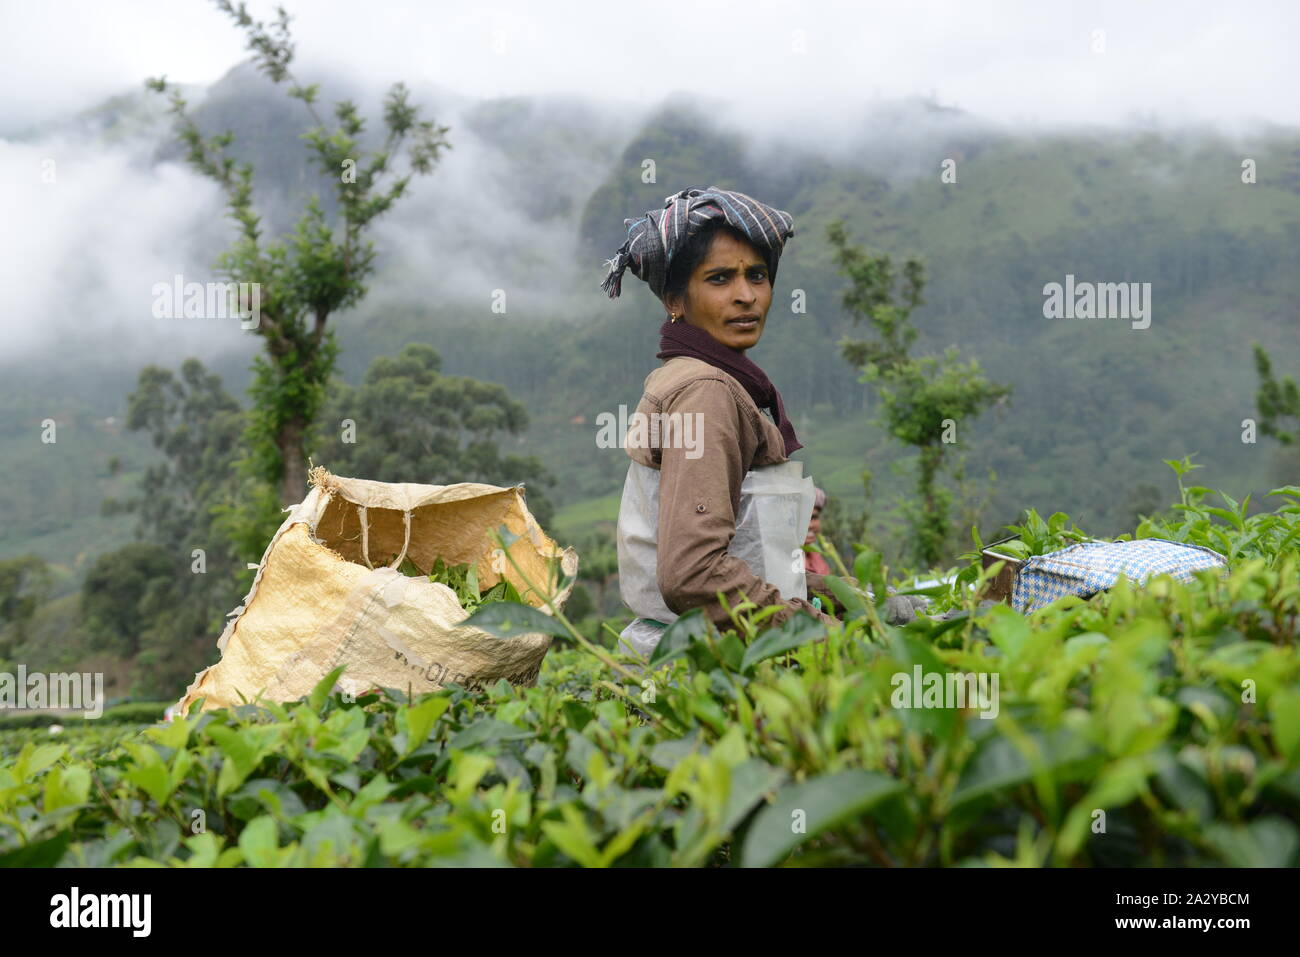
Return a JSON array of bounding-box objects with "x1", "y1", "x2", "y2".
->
[{"x1": 615, "y1": 458, "x2": 816, "y2": 660}]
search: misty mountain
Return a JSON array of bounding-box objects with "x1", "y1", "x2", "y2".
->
[{"x1": 3, "y1": 60, "x2": 1298, "y2": 579}]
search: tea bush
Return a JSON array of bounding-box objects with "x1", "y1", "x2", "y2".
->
[
  {"x1": 1, "y1": 467, "x2": 1296, "y2": 867},
  {"x1": 0, "y1": 702, "x2": 170, "y2": 731}
]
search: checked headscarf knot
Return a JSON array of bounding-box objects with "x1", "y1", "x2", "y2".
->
[{"x1": 600, "y1": 186, "x2": 795, "y2": 303}]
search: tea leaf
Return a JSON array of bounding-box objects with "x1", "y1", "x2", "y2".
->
[
  {"x1": 461, "y1": 601, "x2": 569, "y2": 638},
  {"x1": 741, "y1": 614, "x2": 826, "y2": 673},
  {"x1": 741, "y1": 770, "x2": 902, "y2": 867}
]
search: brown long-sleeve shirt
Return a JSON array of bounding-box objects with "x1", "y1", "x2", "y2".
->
[{"x1": 623, "y1": 356, "x2": 838, "y2": 631}]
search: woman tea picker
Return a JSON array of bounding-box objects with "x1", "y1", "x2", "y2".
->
[{"x1": 601, "y1": 186, "x2": 841, "y2": 660}]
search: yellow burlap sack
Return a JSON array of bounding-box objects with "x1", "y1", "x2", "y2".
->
[{"x1": 175, "y1": 466, "x2": 578, "y2": 715}]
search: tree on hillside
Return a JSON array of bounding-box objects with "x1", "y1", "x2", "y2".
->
[
  {"x1": 309, "y1": 343, "x2": 558, "y2": 528},
  {"x1": 80, "y1": 544, "x2": 175, "y2": 660},
  {"x1": 568, "y1": 529, "x2": 619, "y2": 618},
  {"x1": 106, "y1": 361, "x2": 247, "y2": 554},
  {"x1": 0, "y1": 555, "x2": 54, "y2": 664},
  {"x1": 827, "y1": 219, "x2": 1011, "y2": 568},
  {"x1": 1254, "y1": 343, "x2": 1299, "y2": 445},
  {"x1": 97, "y1": 359, "x2": 249, "y2": 694},
  {"x1": 145, "y1": 0, "x2": 452, "y2": 549}
]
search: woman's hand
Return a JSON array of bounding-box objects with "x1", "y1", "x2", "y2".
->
[{"x1": 808, "y1": 573, "x2": 930, "y2": 626}]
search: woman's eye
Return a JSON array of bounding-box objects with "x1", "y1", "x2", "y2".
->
[{"x1": 710, "y1": 272, "x2": 767, "y2": 283}]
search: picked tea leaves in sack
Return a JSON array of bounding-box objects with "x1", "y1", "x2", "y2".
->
[{"x1": 175, "y1": 466, "x2": 579, "y2": 715}]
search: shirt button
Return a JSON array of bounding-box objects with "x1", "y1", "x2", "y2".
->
[{"x1": 695, "y1": 504, "x2": 706, "y2": 513}]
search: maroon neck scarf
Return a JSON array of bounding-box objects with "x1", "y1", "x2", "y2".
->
[{"x1": 656, "y1": 319, "x2": 803, "y2": 455}]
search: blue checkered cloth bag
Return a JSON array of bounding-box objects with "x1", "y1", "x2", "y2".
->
[{"x1": 1012, "y1": 538, "x2": 1228, "y2": 614}]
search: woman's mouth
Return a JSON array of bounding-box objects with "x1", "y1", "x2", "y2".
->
[{"x1": 726, "y1": 317, "x2": 759, "y2": 331}]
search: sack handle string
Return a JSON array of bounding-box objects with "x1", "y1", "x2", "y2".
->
[
  {"x1": 387, "y1": 509, "x2": 413, "y2": 570},
  {"x1": 358, "y1": 505, "x2": 373, "y2": 569}
]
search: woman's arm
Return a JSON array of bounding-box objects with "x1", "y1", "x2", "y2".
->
[{"x1": 654, "y1": 377, "x2": 835, "y2": 631}]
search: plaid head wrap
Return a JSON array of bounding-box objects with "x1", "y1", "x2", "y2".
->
[{"x1": 600, "y1": 186, "x2": 796, "y2": 302}]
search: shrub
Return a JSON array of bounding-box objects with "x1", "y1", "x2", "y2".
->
[{"x1": 0, "y1": 464, "x2": 1295, "y2": 867}]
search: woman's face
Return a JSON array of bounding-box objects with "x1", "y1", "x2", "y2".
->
[
  {"x1": 666, "y1": 229, "x2": 773, "y2": 353},
  {"x1": 805, "y1": 505, "x2": 822, "y2": 545}
]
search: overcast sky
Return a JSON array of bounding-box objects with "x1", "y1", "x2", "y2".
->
[
  {"x1": 3, "y1": 0, "x2": 1298, "y2": 133},
  {"x1": 1, "y1": 0, "x2": 1296, "y2": 370}
]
